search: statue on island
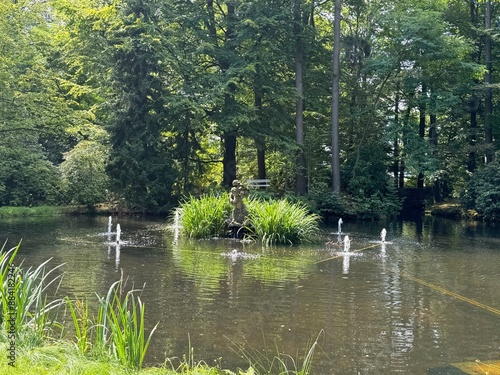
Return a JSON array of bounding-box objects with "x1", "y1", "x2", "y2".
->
[{"x1": 228, "y1": 179, "x2": 249, "y2": 237}]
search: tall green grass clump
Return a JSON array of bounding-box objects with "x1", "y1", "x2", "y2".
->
[
  {"x1": 66, "y1": 277, "x2": 157, "y2": 369},
  {"x1": 0, "y1": 242, "x2": 65, "y2": 346},
  {"x1": 106, "y1": 281, "x2": 158, "y2": 369},
  {"x1": 177, "y1": 193, "x2": 231, "y2": 238},
  {"x1": 246, "y1": 199, "x2": 321, "y2": 245},
  {"x1": 229, "y1": 331, "x2": 323, "y2": 375}
]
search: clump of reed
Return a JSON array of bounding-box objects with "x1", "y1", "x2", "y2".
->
[
  {"x1": 0, "y1": 242, "x2": 156, "y2": 370},
  {"x1": 246, "y1": 198, "x2": 321, "y2": 245},
  {"x1": 176, "y1": 193, "x2": 231, "y2": 238},
  {"x1": 173, "y1": 194, "x2": 321, "y2": 245},
  {"x1": 229, "y1": 331, "x2": 323, "y2": 375},
  {"x1": 66, "y1": 275, "x2": 158, "y2": 369},
  {"x1": 0, "y1": 243, "x2": 65, "y2": 346}
]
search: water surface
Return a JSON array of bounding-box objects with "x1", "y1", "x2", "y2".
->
[{"x1": 1, "y1": 215, "x2": 500, "y2": 374}]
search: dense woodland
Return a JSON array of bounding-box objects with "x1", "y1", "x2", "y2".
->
[{"x1": 1, "y1": 0, "x2": 499, "y2": 218}]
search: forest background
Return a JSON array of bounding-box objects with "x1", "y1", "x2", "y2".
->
[{"x1": 1, "y1": 0, "x2": 499, "y2": 220}]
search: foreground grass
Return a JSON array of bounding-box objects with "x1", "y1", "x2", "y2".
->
[{"x1": 0, "y1": 341, "x2": 228, "y2": 375}]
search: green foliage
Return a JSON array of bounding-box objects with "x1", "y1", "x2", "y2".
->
[
  {"x1": 106, "y1": 282, "x2": 158, "y2": 369},
  {"x1": 0, "y1": 1, "x2": 90, "y2": 208},
  {"x1": 343, "y1": 143, "x2": 389, "y2": 197},
  {"x1": 60, "y1": 140, "x2": 110, "y2": 206},
  {"x1": 461, "y1": 157, "x2": 500, "y2": 220},
  {"x1": 102, "y1": 0, "x2": 179, "y2": 210},
  {"x1": 0, "y1": 244, "x2": 64, "y2": 346},
  {"x1": 348, "y1": 189, "x2": 402, "y2": 219},
  {"x1": 176, "y1": 194, "x2": 321, "y2": 244},
  {"x1": 339, "y1": 142, "x2": 402, "y2": 218},
  {"x1": 0, "y1": 339, "x2": 229, "y2": 374},
  {"x1": 0, "y1": 0, "x2": 498, "y2": 214},
  {"x1": 64, "y1": 297, "x2": 91, "y2": 354},
  {"x1": 178, "y1": 193, "x2": 232, "y2": 238},
  {"x1": 307, "y1": 188, "x2": 348, "y2": 217},
  {"x1": 0, "y1": 143, "x2": 62, "y2": 206},
  {"x1": 66, "y1": 278, "x2": 158, "y2": 369},
  {"x1": 246, "y1": 198, "x2": 321, "y2": 245},
  {"x1": 0, "y1": 206, "x2": 60, "y2": 218},
  {"x1": 228, "y1": 331, "x2": 322, "y2": 375},
  {"x1": 307, "y1": 185, "x2": 401, "y2": 220}
]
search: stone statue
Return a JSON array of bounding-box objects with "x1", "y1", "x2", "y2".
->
[{"x1": 228, "y1": 179, "x2": 248, "y2": 230}]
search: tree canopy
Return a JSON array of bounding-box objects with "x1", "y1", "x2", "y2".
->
[{"x1": 0, "y1": 0, "x2": 498, "y2": 217}]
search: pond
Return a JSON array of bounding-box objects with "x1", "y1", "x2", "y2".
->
[{"x1": 1, "y1": 214, "x2": 500, "y2": 374}]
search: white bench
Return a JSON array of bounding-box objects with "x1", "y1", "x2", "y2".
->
[{"x1": 246, "y1": 179, "x2": 270, "y2": 189}]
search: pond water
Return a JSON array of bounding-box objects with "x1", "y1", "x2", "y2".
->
[{"x1": 1, "y1": 215, "x2": 500, "y2": 374}]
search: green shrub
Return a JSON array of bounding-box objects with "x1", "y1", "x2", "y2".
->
[
  {"x1": 60, "y1": 141, "x2": 111, "y2": 207},
  {"x1": 461, "y1": 156, "x2": 500, "y2": 220},
  {"x1": 307, "y1": 189, "x2": 347, "y2": 217},
  {"x1": 0, "y1": 147, "x2": 62, "y2": 207}
]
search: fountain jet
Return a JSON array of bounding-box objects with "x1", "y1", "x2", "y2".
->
[
  {"x1": 116, "y1": 224, "x2": 121, "y2": 244},
  {"x1": 381, "y1": 228, "x2": 387, "y2": 243},
  {"x1": 343, "y1": 235, "x2": 350, "y2": 252}
]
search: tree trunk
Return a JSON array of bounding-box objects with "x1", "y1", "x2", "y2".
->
[
  {"x1": 223, "y1": 132, "x2": 237, "y2": 188},
  {"x1": 400, "y1": 105, "x2": 411, "y2": 190},
  {"x1": 468, "y1": 95, "x2": 478, "y2": 173},
  {"x1": 294, "y1": 0, "x2": 307, "y2": 195},
  {"x1": 484, "y1": 0, "x2": 493, "y2": 163},
  {"x1": 417, "y1": 84, "x2": 426, "y2": 189},
  {"x1": 221, "y1": 2, "x2": 237, "y2": 188},
  {"x1": 393, "y1": 92, "x2": 400, "y2": 187},
  {"x1": 257, "y1": 146, "x2": 266, "y2": 180},
  {"x1": 331, "y1": 0, "x2": 341, "y2": 193},
  {"x1": 399, "y1": 159, "x2": 405, "y2": 189},
  {"x1": 468, "y1": 0, "x2": 480, "y2": 172},
  {"x1": 429, "y1": 110, "x2": 441, "y2": 202},
  {"x1": 254, "y1": 89, "x2": 266, "y2": 180}
]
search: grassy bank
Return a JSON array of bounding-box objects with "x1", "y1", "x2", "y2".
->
[
  {"x1": 0, "y1": 339, "x2": 317, "y2": 375},
  {"x1": 0, "y1": 204, "x2": 143, "y2": 218},
  {"x1": 0, "y1": 206, "x2": 63, "y2": 218},
  {"x1": 0, "y1": 342, "x2": 229, "y2": 375}
]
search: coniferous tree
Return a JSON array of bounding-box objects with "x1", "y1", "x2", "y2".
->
[{"x1": 105, "y1": 0, "x2": 178, "y2": 210}]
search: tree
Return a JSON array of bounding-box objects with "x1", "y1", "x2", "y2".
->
[
  {"x1": 0, "y1": 137, "x2": 61, "y2": 206},
  {"x1": 102, "y1": 0, "x2": 179, "y2": 210},
  {"x1": 462, "y1": 152, "x2": 500, "y2": 220},
  {"x1": 0, "y1": 0, "x2": 79, "y2": 206},
  {"x1": 60, "y1": 140, "x2": 110, "y2": 206}
]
